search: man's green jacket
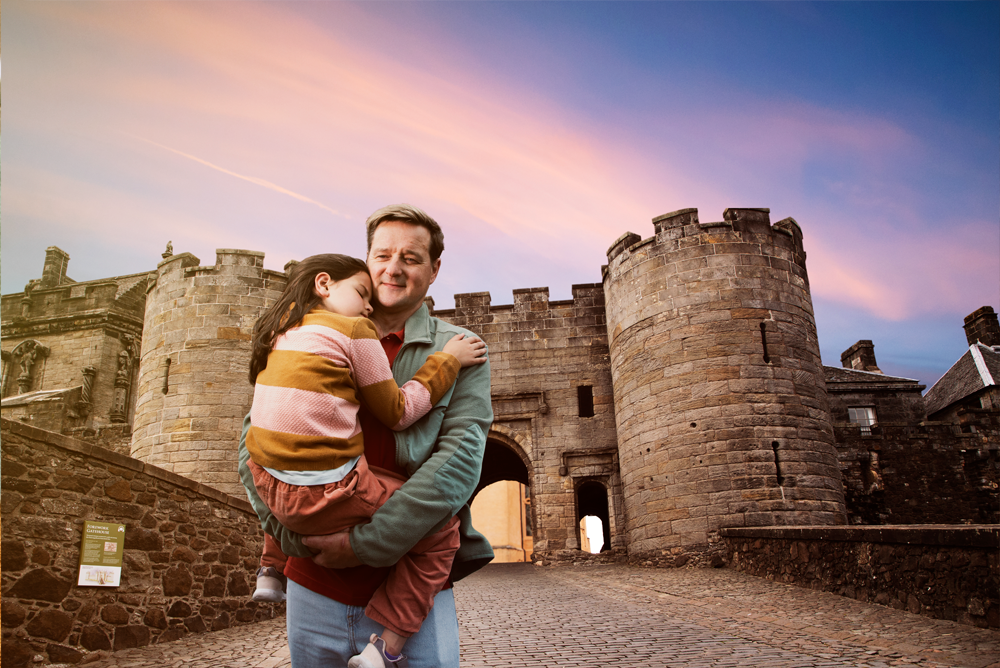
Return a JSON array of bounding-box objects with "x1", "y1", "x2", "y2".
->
[{"x1": 238, "y1": 303, "x2": 495, "y2": 581}]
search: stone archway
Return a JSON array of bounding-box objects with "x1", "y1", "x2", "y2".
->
[{"x1": 470, "y1": 428, "x2": 534, "y2": 562}]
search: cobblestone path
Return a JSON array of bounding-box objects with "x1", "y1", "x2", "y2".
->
[{"x1": 81, "y1": 563, "x2": 999, "y2": 668}]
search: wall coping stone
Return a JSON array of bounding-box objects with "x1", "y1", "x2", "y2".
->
[
  {"x1": 720, "y1": 525, "x2": 999, "y2": 549},
  {"x1": 0, "y1": 417, "x2": 253, "y2": 513}
]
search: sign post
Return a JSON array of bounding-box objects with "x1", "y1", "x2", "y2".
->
[{"x1": 77, "y1": 520, "x2": 125, "y2": 587}]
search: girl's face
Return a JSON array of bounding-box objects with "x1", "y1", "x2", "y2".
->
[{"x1": 314, "y1": 271, "x2": 374, "y2": 318}]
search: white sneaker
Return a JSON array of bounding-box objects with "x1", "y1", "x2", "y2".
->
[
  {"x1": 348, "y1": 634, "x2": 409, "y2": 668},
  {"x1": 251, "y1": 566, "x2": 286, "y2": 603}
]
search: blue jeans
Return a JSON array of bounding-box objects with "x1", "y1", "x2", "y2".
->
[{"x1": 285, "y1": 579, "x2": 460, "y2": 668}]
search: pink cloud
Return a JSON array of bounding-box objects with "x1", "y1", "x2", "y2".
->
[
  {"x1": 12, "y1": 0, "x2": 992, "y2": 323},
  {"x1": 806, "y1": 216, "x2": 998, "y2": 321}
]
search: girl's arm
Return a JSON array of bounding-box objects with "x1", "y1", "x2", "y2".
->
[{"x1": 351, "y1": 319, "x2": 477, "y2": 431}]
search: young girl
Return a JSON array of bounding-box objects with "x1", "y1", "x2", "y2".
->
[{"x1": 243, "y1": 253, "x2": 486, "y2": 668}]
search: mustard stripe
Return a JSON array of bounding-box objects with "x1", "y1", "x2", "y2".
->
[
  {"x1": 257, "y1": 350, "x2": 358, "y2": 401},
  {"x1": 359, "y1": 378, "x2": 407, "y2": 427},
  {"x1": 412, "y1": 352, "x2": 461, "y2": 405},
  {"x1": 300, "y1": 310, "x2": 378, "y2": 339},
  {"x1": 247, "y1": 426, "x2": 364, "y2": 471}
]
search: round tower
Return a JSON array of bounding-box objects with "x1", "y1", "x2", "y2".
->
[
  {"x1": 131, "y1": 249, "x2": 287, "y2": 497},
  {"x1": 602, "y1": 207, "x2": 846, "y2": 561}
]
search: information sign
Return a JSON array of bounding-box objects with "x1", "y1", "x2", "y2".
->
[{"x1": 77, "y1": 520, "x2": 125, "y2": 587}]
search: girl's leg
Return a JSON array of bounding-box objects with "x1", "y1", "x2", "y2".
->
[
  {"x1": 364, "y1": 515, "x2": 461, "y2": 638},
  {"x1": 260, "y1": 533, "x2": 287, "y2": 572}
]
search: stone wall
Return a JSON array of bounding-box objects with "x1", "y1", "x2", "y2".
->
[
  {"x1": 835, "y1": 412, "x2": 1000, "y2": 526},
  {"x1": 130, "y1": 250, "x2": 287, "y2": 497},
  {"x1": 722, "y1": 526, "x2": 999, "y2": 629},
  {"x1": 1, "y1": 418, "x2": 280, "y2": 668},
  {"x1": 434, "y1": 285, "x2": 622, "y2": 556},
  {"x1": 602, "y1": 207, "x2": 846, "y2": 560}
]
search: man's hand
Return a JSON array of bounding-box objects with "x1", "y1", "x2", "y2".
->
[{"x1": 302, "y1": 531, "x2": 363, "y2": 569}]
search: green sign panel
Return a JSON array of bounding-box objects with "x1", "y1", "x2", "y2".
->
[{"x1": 77, "y1": 520, "x2": 125, "y2": 587}]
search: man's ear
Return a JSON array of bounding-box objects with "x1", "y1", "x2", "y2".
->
[
  {"x1": 429, "y1": 258, "x2": 441, "y2": 285},
  {"x1": 314, "y1": 272, "x2": 332, "y2": 296}
]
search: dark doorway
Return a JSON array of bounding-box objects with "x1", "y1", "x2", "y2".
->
[{"x1": 576, "y1": 480, "x2": 611, "y2": 552}]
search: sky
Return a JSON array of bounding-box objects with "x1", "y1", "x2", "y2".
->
[{"x1": 2, "y1": 1, "x2": 998, "y2": 390}]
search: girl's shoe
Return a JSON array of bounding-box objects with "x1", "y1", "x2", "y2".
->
[
  {"x1": 348, "y1": 634, "x2": 409, "y2": 668},
  {"x1": 251, "y1": 566, "x2": 286, "y2": 603}
]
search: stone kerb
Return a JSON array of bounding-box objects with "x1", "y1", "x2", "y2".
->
[
  {"x1": 131, "y1": 249, "x2": 287, "y2": 498},
  {"x1": 0, "y1": 418, "x2": 281, "y2": 667},
  {"x1": 602, "y1": 207, "x2": 845, "y2": 559}
]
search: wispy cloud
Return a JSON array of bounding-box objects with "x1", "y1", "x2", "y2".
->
[{"x1": 128, "y1": 135, "x2": 349, "y2": 219}]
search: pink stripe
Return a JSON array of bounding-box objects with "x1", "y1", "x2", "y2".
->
[
  {"x1": 393, "y1": 381, "x2": 433, "y2": 430},
  {"x1": 274, "y1": 325, "x2": 352, "y2": 368},
  {"x1": 350, "y1": 338, "x2": 395, "y2": 387},
  {"x1": 251, "y1": 384, "x2": 361, "y2": 438}
]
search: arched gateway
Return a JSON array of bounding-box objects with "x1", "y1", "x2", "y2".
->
[{"x1": 469, "y1": 429, "x2": 534, "y2": 562}]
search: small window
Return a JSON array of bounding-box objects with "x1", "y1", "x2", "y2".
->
[
  {"x1": 848, "y1": 407, "x2": 877, "y2": 435},
  {"x1": 577, "y1": 385, "x2": 594, "y2": 418}
]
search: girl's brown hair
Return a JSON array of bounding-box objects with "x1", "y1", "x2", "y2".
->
[{"x1": 249, "y1": 253, "x2": 369, "y2": 384}]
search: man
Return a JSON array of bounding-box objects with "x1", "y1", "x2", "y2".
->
[{"x1": 238, "y1": 204, "x2": 494, "y2": 667}]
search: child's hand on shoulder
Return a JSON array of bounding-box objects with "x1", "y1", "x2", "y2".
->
[{"x1": 443, "y1": 334, "x2": 487, "y2": 367}]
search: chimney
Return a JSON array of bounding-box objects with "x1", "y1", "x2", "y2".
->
[
  {"x1": 964, "y1": 306, "x2": 1000, "y2": 347},
  {"x1": 41, "y1": 246, "x2": 71, "y2": 288},
  {"x1": 841, "y1": 340, "x2": 882, "y2": 373}
]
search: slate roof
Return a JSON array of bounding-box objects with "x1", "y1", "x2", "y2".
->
[
  {"x1": 823, "y1": 365, "x2": 923, "y2": 391},
  {"x1": 924, "y1": 343, "x2": 1000, "y2": 416}
]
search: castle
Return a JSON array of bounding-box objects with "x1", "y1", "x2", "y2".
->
[{"x1": 3, "y1": 207, "x2": 997, "y2": 564}]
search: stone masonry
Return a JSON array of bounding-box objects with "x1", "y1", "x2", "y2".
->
[
  {"x1": 3, "y1": 207, "x2": 995, "y2": 572},
  {"x1": 435, "y1": 285, "x2": 623, "y2": 556},
  {"x1": 130, "y1": 250, "x2": 288, "y2": 498},
  {"x1": 1, "y1": 246, "x2": 148, "y2": 438},
  {"x1": 602, "y1": 207, "x2": 847, "y2": 560},
  {"x1": 723, "y1": 525, "x2": 999, "y2": 629},
  {"x1": 0, "y1": 418, "x2": 282, "y2": 666}
]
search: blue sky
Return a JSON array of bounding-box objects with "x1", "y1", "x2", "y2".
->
[{"x1": 2, "y1": 0, "x2": 998, "y2": 389}]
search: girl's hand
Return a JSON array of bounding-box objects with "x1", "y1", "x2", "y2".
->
[{"x1": 443, "y1": 334, "x2": 487, "y2": 368}]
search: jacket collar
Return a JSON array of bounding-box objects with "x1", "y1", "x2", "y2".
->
[{"x1": 402, "y1": 303, "x2": 433, "y2": 346}]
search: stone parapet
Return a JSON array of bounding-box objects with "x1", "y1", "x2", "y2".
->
[
  {"x1": 722, "y1": 525, "x2": 999, "y2": 629},
  {"x1": 0, "y1": 418, "x2": 281, "y2": 667}
]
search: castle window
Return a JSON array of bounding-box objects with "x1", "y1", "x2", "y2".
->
[
  {"x1": 577, "y1": 385, "x2": 594, "y2": 418},
  {"x1": 848, "y1": 406, "x2": 877, "y2": 435}
]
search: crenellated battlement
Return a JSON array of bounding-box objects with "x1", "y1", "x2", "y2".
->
[
  {"x1": 436, "y1": 284, "x2": 606, "y2": 320},
  {"x1": 605, "y1": 207, "x2": 806, "y2": 274},
  {"x1": 149, "y1": 249, "x2": 287, "y2": 293}
]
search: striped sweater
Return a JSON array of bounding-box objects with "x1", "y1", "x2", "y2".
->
[{"x1": 246, "y1": 309, "x2": 460, "y2": 473}]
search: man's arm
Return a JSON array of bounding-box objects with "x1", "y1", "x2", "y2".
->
[
  {"x1": 238, "y1": 413, "x2": 314, "y2": 559},
  {"x1": 349, "y1": 352, "x2": 492, "y2": 568}
]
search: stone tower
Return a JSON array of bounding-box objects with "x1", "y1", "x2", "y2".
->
[
  {"x1": 130, "y1": 249, "x2": 287, "y2": 496},
  {"x1": 602, "y1": 207, "x2": 846, "y2": 561}
]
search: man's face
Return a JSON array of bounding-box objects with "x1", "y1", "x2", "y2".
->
[{"x1": 367, "y1": 220, "x2": 440, "y2": 318}]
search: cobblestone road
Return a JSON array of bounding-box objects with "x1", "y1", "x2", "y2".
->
[{"x1": 83, "y1": 563, "x2": 999, "y2": 668}]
